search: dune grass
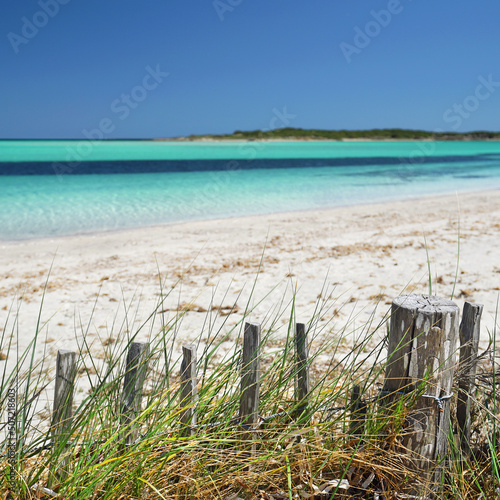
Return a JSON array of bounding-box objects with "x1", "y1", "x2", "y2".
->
[{"x1": 0, "y1": 274, "x2": 499, "y2": 499}]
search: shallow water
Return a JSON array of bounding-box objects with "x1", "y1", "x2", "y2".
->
[{"x1": 1, "y1": 140, "x2": 499, "y2": 240}]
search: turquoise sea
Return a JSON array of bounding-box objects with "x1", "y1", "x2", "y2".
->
[{"x1": 1, "y1": 140, "x2": 500, "y2": 240}]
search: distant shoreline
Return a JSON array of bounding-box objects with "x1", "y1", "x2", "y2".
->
[
  {"x1": 154, "y1": 136, "x2": 500, "y2": 142},
  {"x1": 154, "y1": 127, "x2": 500, "y2": 142},
  {"x1": 3, "y1": 137, "x2": 500, "y2": 142},
  {"x1": 2, "y1": 127, "x2": 500, "y2": 142}
]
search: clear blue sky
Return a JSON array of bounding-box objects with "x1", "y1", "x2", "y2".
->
[{"x1": 1, "y1": 0, "x2": 499, "y2": 139}]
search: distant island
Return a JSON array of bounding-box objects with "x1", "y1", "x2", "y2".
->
[{"x1": 158, "y1": 128, "x2": 500, "y2": 142}]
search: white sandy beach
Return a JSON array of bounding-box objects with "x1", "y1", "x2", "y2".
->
[{"x1": 1, "y1": 190, "x2": 499, "y2": 426}]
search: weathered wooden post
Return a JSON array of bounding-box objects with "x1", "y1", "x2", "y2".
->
[
  {"x1": 349, "y1": 385, "x2": 366, "y2": 438},
  {"x1": 49, "y1": 350, "x2": 77, "y2": 486},
  {"x1": 382, "y1": 294, "x2": 459, "y2": 494},
  {"x1": 120, "y1": 342, "x2": 149, "y2": 446},
  {"x1": 180, "y1": 344, "x2": 198, "y2": 437},
  {"x1": 295, "y1": 322, "x2": 310, "y2": 419},
  {"x1": 239, "y1": 322, "x2": 261, "y2": 444},
  {"x1": 457, "y1": 302, "x2": 483, "y2": 455}
]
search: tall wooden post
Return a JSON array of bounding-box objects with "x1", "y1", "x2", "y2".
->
[
  {"x1": 239, "y1": 322, "x2": 261, "y2": 443},
  {"x1": 50, "y1": 350, "x2": 77, "y2": 486},
  {"x1": 295, "y1": 323, "x2": 310, "y2": 419},
  {"x1": 382, "y1": 294, "x2": 459, "y2": 494},
  {"x1": 349, "y1": 385, "x2": 366, "y2": 438},
  {"x1": 121, "y1": 342, "x2": 149, "y2": 446},
  {"x1": 457, "y1": 302, "x2": 483, "y2": 455},
  {"x1": 180, "y1": 345, "x2": 198, "y2": 437}
]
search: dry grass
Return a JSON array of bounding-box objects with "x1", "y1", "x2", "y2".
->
[{"x1": 1, "y1": 278, "x2": 499, "y2": 500}]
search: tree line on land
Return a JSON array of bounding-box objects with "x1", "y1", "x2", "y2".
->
[{"x1": 180, "y1": 127, "x2": 500, "y2": 141}]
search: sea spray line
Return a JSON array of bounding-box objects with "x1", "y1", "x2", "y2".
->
[
  {"x1": 52, "y1": 64, "x2": 169, "y2": 177},
  {"x1": 7, "y1": 0, "x2": 71, "y2": 54}
]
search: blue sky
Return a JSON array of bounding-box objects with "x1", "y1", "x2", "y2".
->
[{"x1": 1, "y1": 0, "x2": 499, "y2": 139}]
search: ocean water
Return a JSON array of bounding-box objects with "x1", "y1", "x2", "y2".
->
[{"x1": 1, "y1": 140, "x2": 500, "y2": 240}]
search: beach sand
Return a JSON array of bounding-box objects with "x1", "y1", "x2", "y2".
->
[{"x1": 1, "y1": 190, "x2": 499, "y2": 426}]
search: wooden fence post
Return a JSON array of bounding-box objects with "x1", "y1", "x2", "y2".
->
[
  {"x1": 349, "y1": 385, "x2": 366, "y2": 438},
  {"x1": 295, "y1": 322, "x2": 310, "y2": 418},
  {"x1": 121, "y1": 342, "x2": 149, "y2": 446},
  {"x1": 180, "y1": 345, "x2": 198, "y2": 437},
  {"x1": 239, "y1": 322, "x2": 261, "y2": 443},
  {"x1": 50, "y1": 350, "x2": 77, "y2": 486},
  {"x1": 457, "y1": 301, "x2": 483, "y2": 455},
  {"x1": 382, "y1": 294, "x2": 459, "y2": 494}
]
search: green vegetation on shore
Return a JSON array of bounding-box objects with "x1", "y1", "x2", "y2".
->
[
  {"x1": 168, "y1": 127, "x2": 500, "y2": 142},
  {"x1": 1, "y1": 272, "x2": 499, "y2": 499}
]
